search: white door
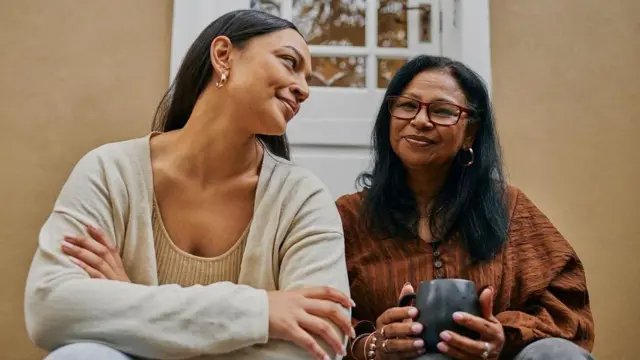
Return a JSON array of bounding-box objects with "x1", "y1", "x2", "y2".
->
[{"x1": 172, "y1": 0, "x2": 446, "y2": 199}]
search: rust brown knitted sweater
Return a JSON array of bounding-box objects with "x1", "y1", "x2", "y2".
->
[{"x1": 336, "y1": 187, "x2": 594, "y2": 359}]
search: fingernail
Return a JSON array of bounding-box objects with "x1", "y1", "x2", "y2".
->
[
  {"x1": 61, "y1": 241, "x2": 74, "y2": 249},
  {"x1": 408, "y1": 307, "x2": 418, "y2": 317},
  {"x1": 350, "y1": 299, "x2": 356, "y2": 307},
  {"x1": 453, "y1": 312, "x2": 464, "y2": 321},
  {"x1": 411, "y1": 323, "x2": 423, "y2": 333},
  {"x1": 413, "y1": 339, "x2": 424, "y2": 348},
  {"x1": 350, "y1": 327, "x2": 356, "y2": 338},
  {"x1": 324, "y1": 355, "x2": 331, "y2": 360},
  {"x1": 437, "y1": 342, "x2": 448, "y2": 352},
  {"x1": 403, "y1": 282, "x2": 411, "y2": 287},
  {"x1": 440, "y1": 331, "x2": 452, "y2": 341}
]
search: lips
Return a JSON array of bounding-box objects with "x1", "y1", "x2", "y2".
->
[
  {"x1": 277, "y1": 97, "x2": 299, "y2": 122},
  {"x1": 403, "y1": 135, "x2": 435, "y2": 147}
]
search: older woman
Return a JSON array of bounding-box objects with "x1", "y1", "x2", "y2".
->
[{"x1": 338, "y1": 55, "x2": 595, "y2": 360}]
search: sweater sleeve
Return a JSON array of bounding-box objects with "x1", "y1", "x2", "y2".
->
[
  {"x1": 24, "y1": 148, "x2": 269, "y2": 359},
  {"x1": 496, "y1": 190, "x2": 595, "y2": 358},
  {"x1": 277, "y1": 178, "x2": 352, "y2": 360}
]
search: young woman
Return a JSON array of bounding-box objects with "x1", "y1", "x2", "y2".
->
[
  {"x1": 25, "y1": 10, "x2": 353, "y2": 360},
  {"x1": 338, "y1": 55, "x2": 595, "y2": 360}
]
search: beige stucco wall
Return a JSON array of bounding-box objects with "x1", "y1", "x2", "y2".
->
[
  {"x1": 0, "y1": 1, "x2": 172, "y2": 358},
  {"x1": 491, "y1": 1, "x2": 640, "y2": 359},
  {"x1": 1, "y1": 0, "x2": 637, "y2": 358}
]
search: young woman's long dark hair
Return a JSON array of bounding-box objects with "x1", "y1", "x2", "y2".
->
[
  {"x1": 152, "y1": 10, "x2": 299, "y2": 159},
  {"x1": 358, "y1": 55, "x2": 509, "y2": 261}
]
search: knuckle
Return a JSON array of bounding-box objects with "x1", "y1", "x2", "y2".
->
[
  {"x1": 318, "y1": 323, "x2": 331, "y2": 336},
  {"x1": 302, "y1": 336, "x2": 315, "y2": 349},
  {"x1": 295, "y1": 293, "x2": 306, "y2": 304}
]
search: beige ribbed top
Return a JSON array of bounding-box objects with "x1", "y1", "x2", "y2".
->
[{"x1": 152, "y1": 197, "x2": 249, "y2": 286}]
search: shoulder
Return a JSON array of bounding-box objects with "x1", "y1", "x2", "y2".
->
[
  {"x1": 506, "y1": 185, "x2": 555, "y2": 230},
  {"x1": 263, "y1": 153, "x2": 342, "y2": 224},
  {"x1": 266, "y1": 153, "x2": 332, "y2": 201},
  {"x1": 335, "y1": 191, "x2": 367, "y2": 237},
  {"x1": 336, "y1": 191, "x2": 365, "y2": 211},
  {"x1": 72, "y1": 134, "x2": 151, "y2": 175},
  {"x1": 505, "y1": 185, "x2": 579, "y2": 267},
  {"x1": 335, "y1": 191, "x2": 366, "y2": 220},
  {"x1": 56, "y1": 134, "x2": 152, "y2": 206}
]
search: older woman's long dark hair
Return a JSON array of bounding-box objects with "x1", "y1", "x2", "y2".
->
[
  {"x1": 358, "y1": 55, "x2": 509, "y2": 261},
  {"x1": 152, "y1": 10, "x2": 299, "y2": 159}
]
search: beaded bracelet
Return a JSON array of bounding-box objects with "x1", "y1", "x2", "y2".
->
[{"x1": 362, "y1": 332, "x2": 378, "y2": 360}]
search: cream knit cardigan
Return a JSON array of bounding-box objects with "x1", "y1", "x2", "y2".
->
[{"x1": 25, "y1": 134, "x2": 350, "y2": 359}]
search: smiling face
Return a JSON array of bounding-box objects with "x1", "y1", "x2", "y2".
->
[
  {"x1": 211, "y1": 28, "x2": 312, "y2": 136},
  {"x1": 389, "y1": 69, "x2": 476, "y2": 170}
]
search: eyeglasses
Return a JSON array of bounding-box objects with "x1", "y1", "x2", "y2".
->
[{"x1": 387, "y1": 95, "x2": 471, "y2": 126}]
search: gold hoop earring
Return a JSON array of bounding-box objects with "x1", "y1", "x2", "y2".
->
[
  {"x1": 216, "y1": 73, "x2": 227, "y2": 88},
  {"x1": 462, "y1": 147, "x2": 474, "y2": 166}
]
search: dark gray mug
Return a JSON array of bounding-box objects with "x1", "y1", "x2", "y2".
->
[{"x1": 398, "y1": 279, "x2": 482, "y2": 353}]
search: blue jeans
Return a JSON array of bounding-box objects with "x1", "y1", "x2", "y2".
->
[
  {"x1": 413, "y1": 338, "x2": 594, "y2": 359},
  {"x1": 44, "y1": 338, "x2": 594, "y2": 359},
  {"x1": 44, "y1": 343, "x2": 134, "y2": 360}
]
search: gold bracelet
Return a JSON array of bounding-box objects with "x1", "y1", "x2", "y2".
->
[{"x1": 362, "y1": 332, "x2": 378, "y2": 360}]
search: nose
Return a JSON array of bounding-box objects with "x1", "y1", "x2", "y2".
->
[
  {"x1": 411, "y1": 105, "x2": 434, "y2": 130},
  {"x1": 290, "y1": 79, "x2": 309, "y2": 103}
]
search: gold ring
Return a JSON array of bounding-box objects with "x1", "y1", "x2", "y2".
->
[
  {"x1": 380, "y1": 326, "x2": 386, "y2": 338},
  {"x1": 382, "y1": 339, "x2": 390, "y2": 353}
]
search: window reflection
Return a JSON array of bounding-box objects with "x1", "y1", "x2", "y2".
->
[
  {"x1": 378, "y1": 58, "x2": 407, "y2": 88},
  {"x1": 378, "y1": 0, "x2": 407, "y2": 48},
  {"x1": 310, "y1": 56, "x2": 366, "y2": 88},
  {"x1": 250, "y1": 0, "x2": 282, "y2": 17},
  {"x1": 292, "y1": 0, "x2": 366, "y2": 46}
]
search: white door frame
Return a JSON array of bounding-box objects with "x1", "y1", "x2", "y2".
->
[
  {"x1": 169, "y1": 0, "x2": 492, "y2": 92},
  {"x1": 168, "y1": 0, "x2": 492, "y2": 197}
]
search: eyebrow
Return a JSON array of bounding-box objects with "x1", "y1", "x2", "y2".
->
[
  {"x1": 403, "y1": 92, "x2": 456, "y2": 104},
  {"x1": 283, "y1": 45, "x2": 312, "y2": 79}
]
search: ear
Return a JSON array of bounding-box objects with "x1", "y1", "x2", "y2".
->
[
  {"x1": 210, "y1": 35, "x2": 233, "y2": 81},
  {"x1": 462, "y1": 120, "x2": 479, "y2": 148}
]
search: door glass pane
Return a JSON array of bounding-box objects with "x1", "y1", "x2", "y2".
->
[
  {"x1": 377, "y1": 58, "x2": 407, "y2": 88},
  {"x1": 250, "y1": 0, "x2": 283, "y2": 17},
  {"x1": 419, "y1": 4, "x2": 432, "y2": 43},
  {"x1": 378, "y1": 0, "x2": 407, "y2": 48},
  {"x1": 310, "y1": 56, "x2": 366, "y2": 88},
  {"x1": 292, "y1": 0, "x2": 366, "y2": 46}
]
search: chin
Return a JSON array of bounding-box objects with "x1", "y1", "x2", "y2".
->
[
  {"x1": 261, "y1": 117, "x2": 288, "y2": 136},
  {"x1": 398, "y1": 152, "x2": 434, "y2": 169}
]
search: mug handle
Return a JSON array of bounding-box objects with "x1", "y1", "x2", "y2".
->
[{"x1": 398, "y1": 292, "x2": 416, "y2": 307}]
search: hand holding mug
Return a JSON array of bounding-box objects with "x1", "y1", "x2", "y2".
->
[
  {"x1": 436, "y1": 287, "x2": 505, "y2": 360},
  {"x1": 373, "y1": 283, "x2": 426, "y2": 359}
]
